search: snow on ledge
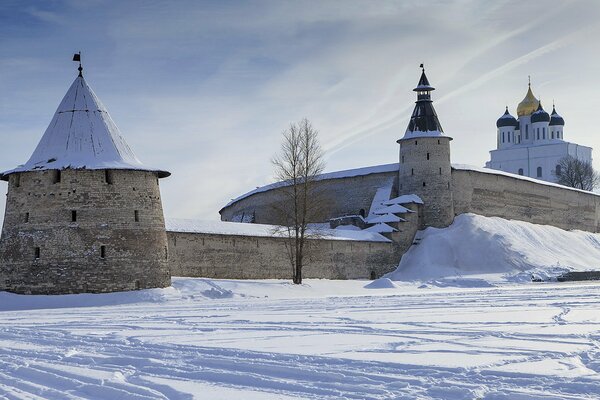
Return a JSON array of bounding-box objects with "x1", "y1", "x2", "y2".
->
[
  {"x1": 165, "y1": 218, "x2": 391, "y2": 243},
  {"x1": 453, "y1": 164, "x2": 600, "y2": 197}
]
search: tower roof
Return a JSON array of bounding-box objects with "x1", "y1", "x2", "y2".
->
[
  {"x1": 496, "y1": 107, "x2": 518, "y2": 128},
  {"x1": 531, "y1": 101, "x2": 550, "y2": 123},
  {"x1": 516, "y1": 83, "x2": 540, "y2": 117},
  {"x1": 400, "y1": 66, "x2": 450, "y2": 140},
  {"x1": 1, "y1": 73, "x2": 170, "y2": 180},
  {"x1": 549, "y1": 105, "x2": 565, "y2": 126}
]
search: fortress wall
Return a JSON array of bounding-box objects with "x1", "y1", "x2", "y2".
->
[
  {"x1": 0, "y1": 169, "x2": 170, "y2": 294},
  {"x1": 167, "y1": 231, "x2": 396, "y2": 280},
  {"x1": 220, "y1": 171, "x2": 398, "y2": 224},
  {"x1": 452, "y1": 169, "x2": 600, "y2": 232}
]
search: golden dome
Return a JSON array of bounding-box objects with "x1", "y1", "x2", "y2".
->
[{"x1": 516, "y1": 85, "x2": 540, "y2": 117}]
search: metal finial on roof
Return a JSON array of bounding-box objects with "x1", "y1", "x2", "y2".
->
[
  {"x1": 73, "y1": 52, "x2": 82, "y2": 77},
  {"x1": 528, "y1": 75, "x2": 531, "y2": 86},
  {"x1": 420, "y1": 63, "x2": 424, "y2": 72}
]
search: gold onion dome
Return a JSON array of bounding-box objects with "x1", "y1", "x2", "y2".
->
[{"x1": 517, "y1": 85, "x2": 540, "y2": 117}]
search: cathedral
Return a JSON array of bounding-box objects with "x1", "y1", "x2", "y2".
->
[{"x1": 486, "y1": 82, "x2": 592, "y2": 182}]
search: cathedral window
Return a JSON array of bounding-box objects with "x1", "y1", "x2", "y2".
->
[
  {"x1": 536, "y1": 128, "x2": 540, "y2": 140},
  {"x1": 518, "y1": 168, "x2": 524, "y2": 175},
  {"x1": 525, "y1": 125, "x2": 529, "y2": 139},
  {"x1": 502, "y1": 132, "x2": 505, "y2": 143},
  {"x1": 537, "y1": 167, "x2": 542, "y2": 177},
  {"x1": 543, "y1": 128, "x2": 546, "y2": 139},
  {"x1": 508, "y1": 132, "x2": 511, "y2": 143},
  {"x1": 551, "y1": 131, "x2": 554, "y2": 139}
]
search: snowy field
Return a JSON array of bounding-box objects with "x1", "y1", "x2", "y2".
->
[{"x1": 1, "y1": 278, "x2": 600, "y2": 399}]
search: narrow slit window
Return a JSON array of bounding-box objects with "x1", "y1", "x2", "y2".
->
[
  {"x1": 100, "y1": 245, "x2": 106, "y2": 259},
  {"x1": 426, "y1": 153, "x2": 430, "y2": 160},
  {"x1": 53, "y1": 170, "x2": 61, "y2": 184},
  {"x1": 105, "y1": 170, "x2": 113, "y2": 185},
  {"x1": 14, "y1": 175, "x2": 20, "y2": 188},
  {"x1": 415, "y1": 140, "x2": 417, "y2": 145},
  {"x1": 439, "y1": 167, "x2": 442, "y2": 175},
  {"x1": 71, "y1": 210, "x2": 77, "y2": 222},
  {"x1": 411, "y1": 168, "x2": 414, "y2": 176},
  {"x1": 134, "y1": 210, "x2": 139, "y2": 222},
  {"x1": 422, "y1": 182, "x2": 426, "y2": 187},
  {"x1": 24, "y1": 212, "x2": 29, "y2": 223},
  {"x1": 34, "y1": 247, "x2": 40, "y2": 259}
]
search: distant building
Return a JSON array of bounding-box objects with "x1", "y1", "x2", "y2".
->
[{"x1": 486, "y1": 83, "x2": 592, "y2": 182}]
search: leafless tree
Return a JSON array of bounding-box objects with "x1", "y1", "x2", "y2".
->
[
  {"x1": 554, "y1": 156, "x2": 599, "y2": 191},
  {"x1": 272, "y1": 118, "x2": 326, "y2": 284}
]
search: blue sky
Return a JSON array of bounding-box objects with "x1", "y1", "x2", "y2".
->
[{"x1": 2, "y1": 0, "x2": 600, "y2": 223}]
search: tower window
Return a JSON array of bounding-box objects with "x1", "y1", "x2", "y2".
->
[
  {"x1": 525, "y1": 125, "x2": 529, "y2": 139},
  {"x1": 53, "y1": 170, "x2": 61, "y2": 184},
  {"x1": 100, "y1": 245, "x2": 106, "y2": 259},
  {"x1": 438, "y1": 139, "x2": 440, "y2": 144},
  {"x1": 518, "y1": 168, "x2": 524, "y2": 175},
  {"x1": 537, "y1": 128, "x2": 540, "y2": 140},
  {"x1": 426, "y1": 153, "x2": 430, "y2": 160},
  {"x1": 134, "y1": 210, "x2": 139, "y2": 222},
  {"x1": 508, "y1": 132, "x2": 511, "y2": 143},
  {"x1": 439, "y1": 167, "x2": 442, "y2": 175},
  {"x1": 422, "y1": 182, "x2": 426, "y2": 187},
  {"x1": 502, "y1": 132, "x2": 505, "y2": 143},
  {"x1": 24, "y1": 212, "x2": 29, "y2": 223},
  {"x1": 34, "y1": 247, "x2": 40, "y2": 259},
  {"x1": 13, "y1": 174, "x2": 20, "y2": 188},
  {"x1": 411, "y1": 168, "x2": 414, "y2": 176},
  {"x1": 537, "y1": 167, "x2": 542, "y2": 177},
  {"x1": 105, "y1": 170, "x2": 113, "y2": 185},
  {"x1": 71, "y1": 210, "x2": 77, "y2": 222},
  {"x1": 543, "y1": 128, "x2": 546, "y2": 139},
  {"x1": 415, "y1": 140, "x2": 418, "y2": 145}
]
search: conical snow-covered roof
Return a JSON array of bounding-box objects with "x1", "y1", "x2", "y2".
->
[{"x1": 1, "y1": 74, "x2": 169, "y2": 180}]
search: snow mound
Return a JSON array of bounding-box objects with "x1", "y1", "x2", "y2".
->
[
  {"x1": 388, "y1": 213, "x2": 600, "y2": 284},
  {"x1": 364, "y1": 278, "x2": 399, "y2": 289}
]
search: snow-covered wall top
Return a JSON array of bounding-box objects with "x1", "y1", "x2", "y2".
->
[
  {"x1": 452, "y1": 164, "x2": 600, "y2": 198},
  {"x1": 165, "y1": 218, "x2": 391, "y2": 243},
  {"x1": 1, "y1": 76, "x2": 169, "y2": 180},
  {"x1": 223, "y1": 163, "x2": 399, "y2": 208}
]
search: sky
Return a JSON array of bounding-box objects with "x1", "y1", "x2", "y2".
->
[{"x1": 2, "y1": 0, "x2": 600, "y2": 224}]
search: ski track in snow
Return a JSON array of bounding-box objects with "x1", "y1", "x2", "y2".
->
[{"x1": 1, "y1": 282, "x2": 600, "y2": 399}]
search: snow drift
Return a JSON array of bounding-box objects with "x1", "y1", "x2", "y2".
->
[{"x1": 388, "y1": 213, "x2": 600, "y2": 284}]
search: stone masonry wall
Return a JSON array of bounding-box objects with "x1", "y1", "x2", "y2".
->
[
  {"x1": 452, "y1": 168, "x2": 600, "y2": 232},
  {"x1": 220, "y1": 171, "x2": 398, "y2": 224},
  {"x1": 167, "y1": 231, "x2": 397, "y2": 280},
  {"x1": 0, "y1": 169, "x2": 171, "y2": 294}
]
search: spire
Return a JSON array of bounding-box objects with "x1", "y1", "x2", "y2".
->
[
  {"x1": 400, "y1": 65, "x2": 449, "y2": 140},
  {"x1": 1, "y1": 71, "x2": 170, "y2": 180},
  {"x1": 73, "y1": 52, "x2": 83, "y2": 77}
]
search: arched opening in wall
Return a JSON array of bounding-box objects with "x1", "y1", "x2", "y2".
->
[
  {"x1": 537, "y1": 167, "x2": 542, "y2": 178},
  {"x1": 359, "y1": 209, "x2": 365, "y2": 218},
  {"x1": 518, "y1": 168, "x2": 524, "y2": 175},
  {"x1": 53, "y1": 170, "x2": 61, "y2": 184},
  {"x1": 556, "y1": 165, "x2": 561, "y2": 175}
]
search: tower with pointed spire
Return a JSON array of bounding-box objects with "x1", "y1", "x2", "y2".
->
[
  {"x1": 0, "y1": 57, "x2": 171, "y2": 294},
  {"x1": 487, "y1": 79, "x2": 592, "y2": 182},
  {"x1": 397, "y1": 66, "x2": 454, "y2": 228}
]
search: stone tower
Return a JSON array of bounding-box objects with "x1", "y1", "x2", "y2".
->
[
  {"x1": 397, "y1": 66, "x2": 454, "y2": 228},
  {"x1": 0, "y1": 61, "x2": 171, "y2": 294}
]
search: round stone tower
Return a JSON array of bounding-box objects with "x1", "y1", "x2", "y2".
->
[
  {"x1": 0, "y1": 60, "x2": 171, "y2": 294},
  {"x1": 398, "y1": 66, "x2": 454, "y2": 228}
]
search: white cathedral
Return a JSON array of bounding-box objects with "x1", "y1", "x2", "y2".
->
[{"x1": 485, "y1": 82, "x2": 592, "y2": 182}]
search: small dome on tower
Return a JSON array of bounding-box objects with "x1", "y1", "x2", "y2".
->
[
  {"x1": 517, "y1": 84, "x2": 540, "y2": 117},
  {"x1": 531, "y1": 102, "x2": 550, "y2": 123},
  {"x1": 549, "y1": 105, "x2": 565, "y2": 126},
  {"x1": 496, "y1": 107, "x2": 518, "y2": 128}
]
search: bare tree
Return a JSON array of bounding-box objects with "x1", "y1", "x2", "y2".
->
[
  {"x1": 272, "y1": 118, "x2": 326, "y2": 284},
  {"x1": 554, "y1": 156, "x2": 599, "y2": 191}
]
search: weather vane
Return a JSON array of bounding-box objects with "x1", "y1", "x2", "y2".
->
[{"x1": 72, "y1": 52, "x2": 82, "y2": 77}]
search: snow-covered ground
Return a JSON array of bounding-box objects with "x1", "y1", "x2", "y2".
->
[{"x1": 1, "y1": 278, "x2": 600, "y2": 399}]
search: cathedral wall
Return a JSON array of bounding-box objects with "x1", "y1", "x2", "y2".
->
[
  {"x1": 0, "y1": 169, "x2": 171, "y2": 294},
  {"x1": 220, "y1": 170, "x2": 398, "y2": 224},
  {"x1": 452, "y1": 168, "x2": 600, "y2": 232},
  {"x1": 167, "y1": 231, "x2": 396, "y2": 280}
]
